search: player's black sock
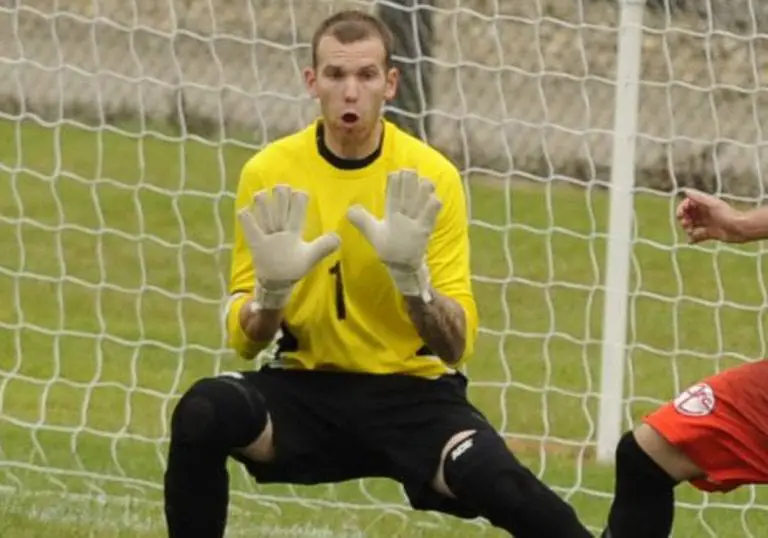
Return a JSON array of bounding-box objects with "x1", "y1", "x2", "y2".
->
[
  {"x1": 601, "y1": 430, "x2": 678, "y2": 538},
  {"x1": 442, "y1": 430, "x2": 592, "y2": 538},
  {"x1": 164, "y1": 376, "x2": 268, "y2": 538},
  {"x1": 164, "y1": 400, "x2": 229, "y2": 538}
]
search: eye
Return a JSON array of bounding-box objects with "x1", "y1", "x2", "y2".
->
[{"x1": 324, "y1": 68, "x2": 344, "y2": 80}]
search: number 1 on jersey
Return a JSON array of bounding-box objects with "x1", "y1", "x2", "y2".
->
[{"x1": 329, "y1": 261, "x2": 346, "y2": 320}]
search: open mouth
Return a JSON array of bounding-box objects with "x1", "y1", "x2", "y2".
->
[{"x1": 341, "y1": 112, "x2": 359, "y2": 125}]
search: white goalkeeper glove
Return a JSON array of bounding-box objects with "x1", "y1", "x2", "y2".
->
[
  {"x1": 237, "y1": 185, "x2": 340, "y2": 310},
  {"x1": 347, "y1": 170, "x2": 442, "y2": 303}
]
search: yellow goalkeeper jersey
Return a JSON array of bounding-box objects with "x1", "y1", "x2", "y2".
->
[{"x1": 225, "y1": 119, "x2": 478, "y2": 378}]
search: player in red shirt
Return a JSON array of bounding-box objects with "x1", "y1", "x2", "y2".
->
[{"x1": 600, "y1": 189, "x2": 768, "y2": 538}]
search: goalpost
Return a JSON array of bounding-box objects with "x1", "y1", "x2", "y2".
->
[{"x1": 1, "y1": 0, "x2": 767, "y2": 536}]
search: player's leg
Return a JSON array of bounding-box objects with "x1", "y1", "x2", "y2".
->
[
  {"x1": 599, "y1": 424, "x2": 701, "y2": 538},
  {"x1": 163, "y1": 371, "x2": 274, "y2": 538},
  {"x1": 602, "y1": 360, "x2": 768, "y2": 537},
  {"x1": 164, "y1": 368, "x2": 391, "y2": 538},
  {"x1": 365, "y1": 372, "x2": 592, "y2": 538},
  {"x1": 430, "y1": 426, "x2": 592, "y2": 537}
]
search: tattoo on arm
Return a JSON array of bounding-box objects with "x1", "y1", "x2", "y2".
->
[{"x1": 404, "y1": 291, "x2": 466, "y2": 365}]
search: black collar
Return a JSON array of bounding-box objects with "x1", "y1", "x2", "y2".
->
[{"x1": 316, "y1": 122, "x2": 383, "y2": 170}]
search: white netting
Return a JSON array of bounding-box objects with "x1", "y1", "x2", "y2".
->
[{"x1": 1, "y1": 0, "x2": 767, "y2": 536}]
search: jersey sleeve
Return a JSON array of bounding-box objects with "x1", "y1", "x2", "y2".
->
[
  {"x1": 224, "y1": 158, "x2": 268, "y2": 359},
  {"x1": 426, "y1": 166, "x2": 479, "y2": 364}
]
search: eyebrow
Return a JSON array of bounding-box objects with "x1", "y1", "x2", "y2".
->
[{"x1": 322, "y1": 63, "x2": 381, "y2": 73}]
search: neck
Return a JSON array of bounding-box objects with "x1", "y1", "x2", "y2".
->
[{"x1": 323, "y1": 120, "x2": 383, "y2": 160}]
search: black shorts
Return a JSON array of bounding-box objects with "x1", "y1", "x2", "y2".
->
[{"x1": 229, "y1": 366, "x2": 495, "y2": 518}]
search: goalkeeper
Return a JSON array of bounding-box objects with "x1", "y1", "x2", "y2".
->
[
  {"x1": 600, "y1": 188, "x2": 768, "y2": 538},
  {"x1": 163, "y1": 9, "x2": 591, "y2": 538}
]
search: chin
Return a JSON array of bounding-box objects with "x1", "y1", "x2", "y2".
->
[{"x1": 337, "y1": 120, "x2": 370, "y2": 137}]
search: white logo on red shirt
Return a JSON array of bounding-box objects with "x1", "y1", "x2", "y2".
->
[{"x1": 674, "y1": 383, "x2": 716, "y2": 416}]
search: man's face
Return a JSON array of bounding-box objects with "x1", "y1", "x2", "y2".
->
[{"x1": 305, "y1": 35, "x2": 397, "y2": 141}]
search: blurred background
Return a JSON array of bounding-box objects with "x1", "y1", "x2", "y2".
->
[{"x1": 4, "y1": 0, "x2": 768, "y2": 195}]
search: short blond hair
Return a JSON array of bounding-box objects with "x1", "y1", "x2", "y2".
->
[{"x1": 311, "y1": 10, "x2": 394, "y2": 68}]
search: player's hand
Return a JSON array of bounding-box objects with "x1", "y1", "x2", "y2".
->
[
  {"x1": 238, "y1": 185, "x2": 340, "y2": 309},
  {"x1": 347, "y1": 170, "x2": 442, "y2": 300},
  {"x1": 676, "y1": 188, "x2": 746, "y2": 244}
]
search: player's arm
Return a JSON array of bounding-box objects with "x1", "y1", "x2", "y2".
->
[
  {"x1": 226, "y1": 162, "x2": 339, "y2": 359},
  {"x1": 224, "y1": 293, "x2": 282, "y2": 360},
  {"x1": 402, "y1": 168, "x2": 476, "y2": 366},
  {"x1": 348, "y1": 169, "x2": 478, "y2": 367},
  {"x1": 731, "y1": 205, "x2": 768, "y2": 240},
  {"x1": 403, "y1": 288, "x2": 469, "y2": 366},
  {"x1": 225, "y1": 163, "x2": 281, "y2": 358},
  {"x1": 678, "y1": 188, "x2": 768, "y2": 243}
]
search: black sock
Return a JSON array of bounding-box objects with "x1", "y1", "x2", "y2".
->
[
  {"x1": 602, "y1": 431, "x2": 678, "y2": 538},
  {"x1": 164, "y1": 395, "x2": 230, "y2": 538},
  {"x1": 443, "y1": 430, "x2": 593, "y2": 538},
  {"x1": 163, "y1": 377, "x2": 267, "y2": 538},
  {"x1": 480, "y1": 465, "x2": 594, "y2": 538}
]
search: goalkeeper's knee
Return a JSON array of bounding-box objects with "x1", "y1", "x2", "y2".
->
[
  {"x1": 170, "y1": 373, "x2": 268, "y2": 454},
  {"x1": 165, "y1": 374, "x2": 266, "y2": 538},
  {"x1": 442, "y1": 429, "x2": 591, "y2": 538}
]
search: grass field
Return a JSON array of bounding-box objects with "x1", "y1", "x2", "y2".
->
[{"x1": 0, "y1": 116, "x2": 767, "y2": 537}]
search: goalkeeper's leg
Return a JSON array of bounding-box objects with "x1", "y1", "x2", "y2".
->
[
  {"x1": 164, "y1": 373, "x2": 272, "y2": 538},
  {"x1": 366, "y1": 372, "x2": 593, "y2": 537},
  {"x1": 434, "y1": 428, "x2": 593, "y2": 537},
  {"x1": 164, "y1": 368, "x2": 395, "y2": 538}
]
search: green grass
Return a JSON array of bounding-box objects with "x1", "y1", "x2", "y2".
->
[{"x1": 0, "y1": 116, "x2": 767, "y2": 537}]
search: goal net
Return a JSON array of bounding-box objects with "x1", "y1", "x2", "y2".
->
[{"x1": 1, "y1": 0, "x2": 767, "y2": 536}]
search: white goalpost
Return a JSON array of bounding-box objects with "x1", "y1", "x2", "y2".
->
[
  {"x1": 597, "y1": 0, "x2": 645, "y2": 464},
  {"x1": 1, "y1": 0, "x2": 767, "y2": 536}
]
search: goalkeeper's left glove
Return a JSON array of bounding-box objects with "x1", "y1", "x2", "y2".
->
[{"x1": 347, "y1": 170, "x2": 442, "y2": 303}]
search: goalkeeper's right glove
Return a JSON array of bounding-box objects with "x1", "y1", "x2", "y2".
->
[{"x1": 237, "y1": 185, "x2": 340, "y2": 310}]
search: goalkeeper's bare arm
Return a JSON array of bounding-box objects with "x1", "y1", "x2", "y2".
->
[
  {"x1": 163, "y1": 9, "x2": 592, "y2": 538},
  {"x1": 600, "y1": 190, "x2": 768, "y2": 538}
]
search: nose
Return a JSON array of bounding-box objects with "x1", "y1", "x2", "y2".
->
[{"x1": 343, "y1": 77, "x2": 359, "y2": 102}]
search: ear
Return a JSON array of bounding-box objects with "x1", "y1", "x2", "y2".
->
[
  {"x1": 384, "y1": 66, "x2": 398, "y2": 101},
  {"x1": 304, "y1": 67, "x2": 318, "y2": 99}
]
